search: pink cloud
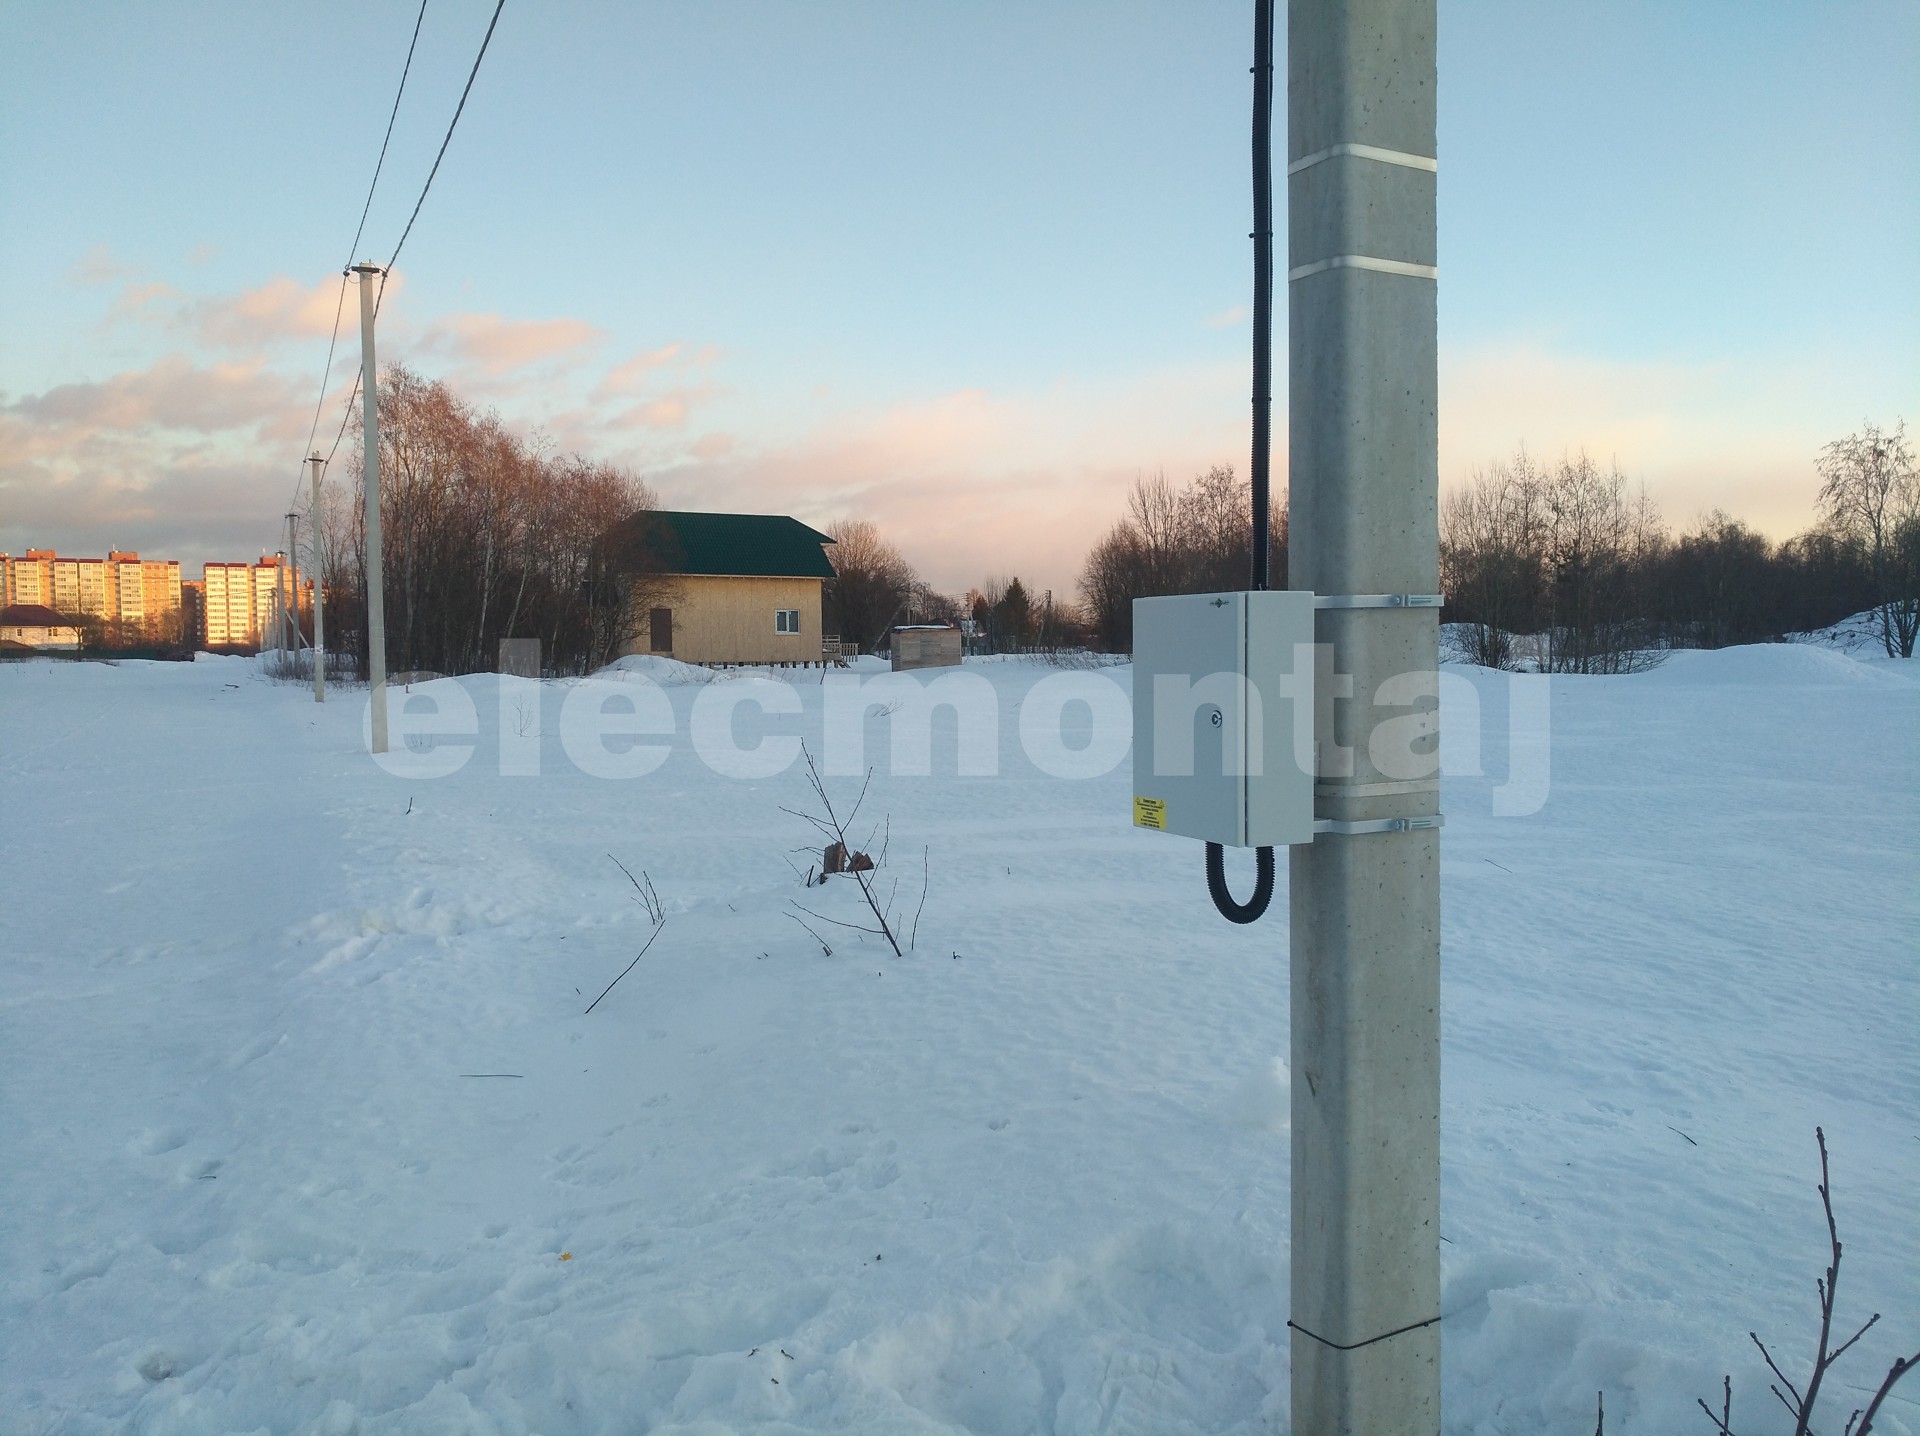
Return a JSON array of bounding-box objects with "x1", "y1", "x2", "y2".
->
[
  {"x1": 67, "y1": 244, "x2": 136, "y2": 287},
  {"x1": 0, "y1": 436, "x2": 317, "y2": 569},
  {"x1": 607, "y1": 384, "x2": 724, "y2": 431},
  {"x1": 7, "y1": 354, "x2": 304, "y2": 437},
  {"x1": 188, "y1": 275, "x2": 357, "y2": 350},
  {"x1": 105, "y1": 281, "x2": 182, "y2": 326},
  {"x1": 632, "y1": 365, "x2": 1248, "y2": 598},
  {"x1": 418, "y1": 312, "x2": 607, "y2": 377},
  {"x1": 592, "y1": 344, "x2": 685, "y2": 398},
  {"x1": 1439, "y1": 340, "x2": 1840, "y2": 539},
  {"x1": 0, "y1": 352, "x2": 319, "y2": 569}
]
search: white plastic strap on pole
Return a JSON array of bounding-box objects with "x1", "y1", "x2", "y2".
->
[
  {"x1": 1286, "y1": 142, "x2": 1437, "y2": 176},
  {"x1": 1288, "y1": 255, "x2": 1438, "y2": 282},
  {"x1": 1313, "y1": 815, "x2": 1444, "y2": 836},
  {"x1": 1313, "y1": 593, "x2": 1444, "y2": 609},
  {"x1": 1316, "y1": 779, "x2": 1438, "y2": 798}
]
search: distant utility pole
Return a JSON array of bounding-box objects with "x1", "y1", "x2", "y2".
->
[
  {"x1": 1287, "y1": 0, "x2": 1441, "y2": 1431},
  {"x1": 309, "y1": 453, "x2": 326, "y2": 703},
  {"x1": 352, "y1": 263, "x2": 389, "y2": 754},
  {"x1": 273, "y1": 549, "x2": 289, "y2": 654},
  {"x1": 285, "y1": 511, "x2": 302, "y2": 653}
]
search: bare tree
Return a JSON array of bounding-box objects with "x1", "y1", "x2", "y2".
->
[
  {"x1": 1816, "y1": 421, "x2": 1918, "y2": 658},
  {"x1": 1540, "y1": 453, "x2": 1666, "y2": 674},
  {"x1": 824, "y1": 520, "x2": 918, "y2": 653},
  {"x1": 904, "y1": 579, "x2": 962, "y2": 628},
  {"x1": 1442, "y1": 451, "x2": 1547, "y2": 667},
  {"x1": 1440, "y1": 449, "x2": 1664, "y2": 672},
  {"x1": 1078, "y1": 465, "x2": 1288, "y2": 652},
  {"x1": 1642, "y1": 512, "x2": 1796, "y2": 650},
  {"x1": 332, "y1": 364, "x2": 657, "y2": 678}
]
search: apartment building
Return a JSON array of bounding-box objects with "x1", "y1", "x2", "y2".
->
[
  {"x1": 2, "y1": 547, "x2": 301, "y2": 651},
  {"x1": 204, "y1": 562, "x2": 257, "y2": 648},
  {"x1": 1, "y1": 548, "x2": 185, "y2": 643},
  {"x1": 48, "y1": 556, "x2": 111, "y2": 618},
  {"x1": 2, "y1": 550, "x2": 56, "y2": 607},
  {"x1": 181, "y1": 581, "x2": 205, "y2": 648},
  {"x1": 202, "y1": 557, "x2": 298, "y2": 651},
  {"x1": 102, "y1": 552, "x2": 183, "y2": 632}
]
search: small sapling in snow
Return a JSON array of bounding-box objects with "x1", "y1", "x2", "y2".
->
[
  {"x1": 782, "y1": 746, "x2": 914, "y2": 956},
  {"x1": 1694, "y1": 1128, "x2": 1916, "y2": 1436},
  {"x1": 584, "y1": 857, "x2": 667, "y2": 1014}
]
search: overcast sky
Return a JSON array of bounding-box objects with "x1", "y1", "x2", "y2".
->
[{"x1": 2, "y1": 1, "x2": 1915, "y2": 596}]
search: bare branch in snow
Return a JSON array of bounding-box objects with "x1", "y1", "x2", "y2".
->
[
  {"x1": 1696, "y1": 1129, "x2": 1915, "y2": 1436},
  {"x1": 785, "y1": 746, "x2": 902, "y2": 957}
]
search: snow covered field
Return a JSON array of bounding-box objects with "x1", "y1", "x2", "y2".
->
[{"x1": 1, "y1": 646, "x2": 1915, "y2": 1435}]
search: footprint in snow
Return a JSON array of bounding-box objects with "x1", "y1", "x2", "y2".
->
[{"x1": 131, "y1": 1126, "x2": 189, "y2": 1156}]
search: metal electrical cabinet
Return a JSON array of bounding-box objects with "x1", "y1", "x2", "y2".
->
[{"x1": 1130, "y1": 590, "x2": 1316, "y2": 848}]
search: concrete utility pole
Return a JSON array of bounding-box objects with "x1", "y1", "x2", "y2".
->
[
  {"x1": 309, "y1": 453, "x2": 326, "y2": 703},
  {"x1": 352, "y1": 263, "x2": 389, "y2": 754},
  {"x1": 286, "y1": 512, "x2": 302, "y2": 653},
  {"x1": 1287, "y1": 0, "x2": 1441, "y2": 1430},
  {"x1": 273, "y1": 549, "x2": 288, "y2": 654}
]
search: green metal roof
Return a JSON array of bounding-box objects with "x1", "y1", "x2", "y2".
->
[{"x1": 607, "y1": 510, "x2": 837, "y2": 579}]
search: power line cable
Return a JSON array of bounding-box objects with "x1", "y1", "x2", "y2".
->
[
  {"x1": 288, "y1": 0, "x2": 432, "y2": 526},
  {"x1": 385, "y1": 0, "x2": 507, "y2": 278},
  {"x1": 323, "y1": 0, "x2": 508, "y2": 476},
  {"x1": 325, "y1": 365, "x2": 364, "y2": 468},
  {"x1": 350, "y1": 0, "x2": 431, "y2": 271}
]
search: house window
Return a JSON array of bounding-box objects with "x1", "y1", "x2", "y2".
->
[{"x1": 775, "y1": 608, "x2": 801, "y2": 634}]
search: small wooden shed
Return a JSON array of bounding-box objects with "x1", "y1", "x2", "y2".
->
[{"x1": 890, "y1": 625, "x2": 963, "y2": 671}]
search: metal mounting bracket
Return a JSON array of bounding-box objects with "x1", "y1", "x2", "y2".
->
[
  {"x1": 1313, "y1": 815, "x2": 1445, "y2": 837},
  {"x1": 1312, "y1": 593, "x2": 1444, "y2": 609}
]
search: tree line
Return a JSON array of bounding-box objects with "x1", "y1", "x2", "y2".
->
[
  {"x1": 1070, "y1": 422, "x2": 1916, "y2": 666},
  {"x1": 319, "y1": 366, "x2": 1913, "y2": 674},
  {"x1": 320, "y1": 364, "x2": 654, "y2": 679},
  {"x1": 826, "y1": 466, "x2": 1297, "y2": 658},
  {"x1": 1441, "y1": 424, "x2": 1917, "y2": 668},
  {"x1": 821, "y1": 523, "x2": 1088, "y2": 656},
  {"x1": 1079, "y1": 465, "x2": 1288, "y2": 652}
]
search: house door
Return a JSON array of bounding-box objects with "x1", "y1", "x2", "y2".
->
[{"x1": 650, "y1": 607, "x2": 672, "y2": 653}]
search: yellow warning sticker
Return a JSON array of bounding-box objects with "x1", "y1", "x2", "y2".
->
[{"x1": 1133, "y1": 796, "x2": 1167, "y2": 830}]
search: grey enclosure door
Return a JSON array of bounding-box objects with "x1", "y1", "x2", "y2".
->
[{"x1": 650, "y1": 607, "x2": 672, "y2": 652}]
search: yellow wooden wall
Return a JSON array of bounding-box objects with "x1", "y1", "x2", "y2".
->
[{"x1": 622, "y1": 575, "x2": 825, "y2": 664}]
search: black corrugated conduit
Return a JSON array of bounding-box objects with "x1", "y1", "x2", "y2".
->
[{"x1": 1206, "y1": 0, "x2": 1279, "y2": 926}]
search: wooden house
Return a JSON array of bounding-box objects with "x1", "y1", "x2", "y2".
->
[{"x1": 606, "y1": 510, "x2": 837, "y2": 665}]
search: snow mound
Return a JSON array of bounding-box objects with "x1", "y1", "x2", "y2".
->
[
  {"x1": 838, "y1": 1224, "x2": 1286, "y2": 1435},
  {"x1": 1791, "y1": 608, "x2": 1893, "y2": 655},
  {"x1": 1229, "y1": 1057, "x2": 1290, "y2": 1134},
  {"x1": 1632, "y1": 642, "x2": 1911, "y2": 688},
  {"x1": 598, "y1": 654, "x2": 718, "y2": 684}
]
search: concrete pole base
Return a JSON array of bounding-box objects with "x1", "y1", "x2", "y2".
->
[{"x1": 1289, "y1": 829, "x2": 1441, "y2": 1435}]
